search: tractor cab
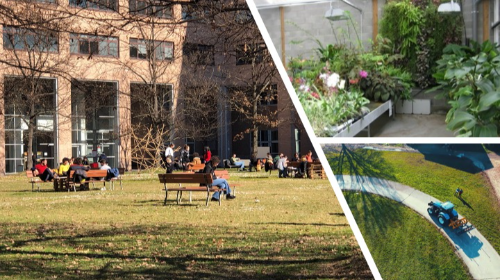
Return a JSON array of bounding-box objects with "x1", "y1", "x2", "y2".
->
[{"x1": 427, "y1": 201, "x2": 458, "y2": 225}]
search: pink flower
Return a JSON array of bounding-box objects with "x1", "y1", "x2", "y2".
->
[
  {"x1": 359, "y1": 70, "x2": 368, "y2": 78},
  {"x1": 311, "y1": 92, "x2": 320, "y2": 100}
]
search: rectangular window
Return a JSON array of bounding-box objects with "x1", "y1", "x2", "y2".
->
[
  {"x1": 3, "y1": 26, "x2": 58, "y2": 52},
  {"x1": 130, "y1": 83, "x2": 173, "y2": 124},
  {"x1": 236, "y1": 43, "x2": 266, "y2": 65},
  {"x1": 129, "y1": 38, "x2": 173, "y2": 60},
  {"x1": 69, "y1": 0, "x2": 118, "y2": 12},
  {"x1": 70, "y1": 33, "x2": 118, "y2": 57},
  {"x1": 258, "y1": 129, "x2": 279, "y2": 156},
  {"x1": 259, "y1": 84, "x2": 278, "y2": 105},
  {"x1": 183, "y1": 43, "x2": 214, "y2": 65},
  {"x1": 129, "y1": 0, "x2": 172, "y2": 18}
]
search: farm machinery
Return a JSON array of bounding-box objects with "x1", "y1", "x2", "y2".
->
[{"x1": 427, "y1": 201, "x2": 474, "y2": 235}]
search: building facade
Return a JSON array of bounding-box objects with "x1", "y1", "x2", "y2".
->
[{"x1": 0, "y1": 0, "x2": 313, "y2": 174}]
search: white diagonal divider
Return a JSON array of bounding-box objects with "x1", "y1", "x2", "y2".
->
[{"x1": 246, "y1": 1, "x2": 382, "y2": 279}]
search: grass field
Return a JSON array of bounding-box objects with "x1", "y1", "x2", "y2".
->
[
  {"x1": 0, "y1": 171, "x2": 371, "y2": 279},
  {"x1": 327, "y1": 148, "x2": 500, "y2": 254},
  {"x1": 344, "y1": 192, "x2": 470, "y2": 279}
]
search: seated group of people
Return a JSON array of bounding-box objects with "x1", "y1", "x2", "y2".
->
[
  {"x1": 267, "y1": 151, "x2": 315, "y2": 178},
  {"x1": 32, "y1": 155, "x2": 113, "y2": 184}
]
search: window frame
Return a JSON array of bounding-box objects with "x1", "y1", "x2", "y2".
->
[
  {"x1": 3, "y1": 26, "x2": 59, "y2": 53},
  {"x1": 69, "y1": 0, "x2": 118, "y2": 12},
  {"x1": 183, "y1": 43, "x2": 215, "y2": 66},
  {"x1": 129, "y1": 38, "x2": 174, "y2": 61},
  {"x1": 129, "y1": 0, "x2": 173, "y2": 19},
  {"x1": 236, "y1": 42, "x2": 267, "y2": 65},
  {"x1": 70, "y1": 33, "x2": 119, "y2": 58}
]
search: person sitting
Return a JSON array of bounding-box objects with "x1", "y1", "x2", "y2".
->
[
  {"x1": 305, "y1": 150, "x2": 313, "y2": 163},
  {"x1": 230, "y1": 153, "x2": 245, "y2": 171},
  {"x1": 82, "y1": 156, "x2": 90, "y2": 165},
  {"x1": 202, "y1": 156, "x2": 235, "y2": 201},
  {"x1": 32, "y1": 158, "x2": 57, "y2": 182},
  {"x1": 68, "y1": 157, "x2": 90, "y2": 189},
  {"x1": 100, "y1": 159, "x2": 111, "y2": 170},
  {"x1": 165, "y1": 157, "x2": 174, "y2": 174},
  {"x1": 190, "y1": 152, "x2": 202, "y2": 165},
  {"x1": 58, "y1": 157, "x2": 71, "y2": 176},
  {"x1": 277, "y1": 155, "x2": 289, "y2": 178},
  {"x1": 273, "y1": 153, "x2": 282, "y2": 169},
  {"x1": 292, "y1": 153, "x2": 300, "y2": 162}
]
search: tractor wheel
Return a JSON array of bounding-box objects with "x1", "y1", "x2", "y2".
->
[
  {"x1": 427, "y1": 207, "x2": 435, "y2": 215},
  {"x1": 438, "y1": 214, "x2": 448, "y2": 226}
]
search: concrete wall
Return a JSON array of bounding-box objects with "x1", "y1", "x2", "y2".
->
[{"x1": 259, "y1": 0, "x2": 385, "y2": 65}]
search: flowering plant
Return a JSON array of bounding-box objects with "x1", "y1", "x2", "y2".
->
[{"x1": 292, "y1": 65, "x2": 370, "y2": 136}]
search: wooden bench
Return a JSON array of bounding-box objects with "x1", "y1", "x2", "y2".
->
[
  {"x1": 187, "y1": 163, "x2": 205, "y2": 172},
  {"x1": 214, "y1": 170, "x2": 241, "y2": 195},
  {"x1": 158, "y1": 173, "x2": 225, "y2": 206},
  {"x1": 223, "y1": 159, "x2": 239, "y2": 170},
  {"x1": 68, "y1": 169, "x2": 124, "y2": 192},
  {"x1": 26, "y1": 170, "x2": 54, "y2": 192}
]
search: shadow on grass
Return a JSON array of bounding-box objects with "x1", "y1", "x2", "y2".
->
[
  {"x1": 327, "y1": 144, "x2": 396, "y2": 183},
  {"x1": 250, "y1": 222, "x2": 350, "y2": 227},
  {"x1": 457, "y1": 197, "x2": 475, "y2": 211},
  {"x1": 0, "y1": 222, "x2": 372, "y2": 279},
  {"x1": 343, "y1": 191, "x2": 403, "y2": 236},
  {"x1": 408, "y1": 144, "x2": 493, "y2": 174},
  {"x1": 427, "y1": 214, "x2": 483, "y2": 259}
]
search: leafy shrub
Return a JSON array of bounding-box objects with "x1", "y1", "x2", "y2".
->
[{"x1": 433, "y1": 41, "x2": 500, "y2": 136}]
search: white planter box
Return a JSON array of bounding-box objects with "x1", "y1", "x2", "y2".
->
[
  {"x1": 395, "y1": 99, "x2": 431, "y2": 115},
  {"x1": 396, "y1": 100, "x2": 413, "y2": 114},
  {"x1": 412, "y1": 99, "x2": 431, "y2": 115}
]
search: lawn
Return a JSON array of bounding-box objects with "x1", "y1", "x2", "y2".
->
[
  {"x1": 0, "y1": 171, "x2": 371, "y2": 279},
  {"x1": 327, "y1": 147, "x2": 500, "y2": 254},
  {"x1": 344, "y1": 192, "x2": 470, "y2": 279}
]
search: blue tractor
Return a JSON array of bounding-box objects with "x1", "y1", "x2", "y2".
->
[{"x1": 427, "y1": 201, "x2": 459, "y2": 226}]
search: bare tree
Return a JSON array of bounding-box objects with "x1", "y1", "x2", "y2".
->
[{"x1": 0, "y1": 6, "x2": 76, "y2": 168}]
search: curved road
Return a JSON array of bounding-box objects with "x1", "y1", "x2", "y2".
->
[{"x1": 337, "y1": 175, "x2": 500, "y2": 280}]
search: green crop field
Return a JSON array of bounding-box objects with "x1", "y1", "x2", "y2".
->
[{"x1": 0, "y1": 171, "x2": 371, "y2": 279}]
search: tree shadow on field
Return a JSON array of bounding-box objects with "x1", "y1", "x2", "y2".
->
[
  {"x1": 343, "y1": 191, "x2": 403, "y2": 237},
  {"x1": 0, "y1": 222, "x2": 373, "y2": 279},
  {"x1": 250, "y1": 222, "x2": 350, "y2": 227},
  {"x1": 327, "y1": 144, "x2": 396, "y2": 182}
]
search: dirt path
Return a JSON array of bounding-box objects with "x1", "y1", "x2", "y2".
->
[{"x1": 485, "y1": 153, "x2": 500, "y2": 204}]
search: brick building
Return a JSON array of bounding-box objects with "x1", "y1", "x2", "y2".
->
[{"x1": 0, "y1": 0, "x2": 313, "y2": 174}]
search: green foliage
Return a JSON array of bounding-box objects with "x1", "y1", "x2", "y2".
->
[
  {"x1": 380, "y1": 0, "x2": 423, "y2": 58},
  {"x1": 380, "y1": 0, "x2": 463, "y2": 87},
  {"x1": 345, "y1": 192, "x2": 470, "y2": 279},
  {"x1": 327, "y1": 148, "x2": 500, "y2": 254},
  {"x1": 433, "y1": 40, "x2": 500, "y2": 136}
]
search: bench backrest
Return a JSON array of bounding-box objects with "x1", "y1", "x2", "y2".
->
[
  {"x1": 69, "y1": 169, "x2": 107, "y2": 179},
  {"x1": 158, "y1": 173, "x2": 213, "y2": 185},
  {"x1": 26, "y1": 170, "x2": 36, "y2": 179},
  {"x1": 187, "y1": 163, "x2": 205, "y2": 172},
  {"x1": 214, "y1": 170, "x2": 230, "y2": 179}
]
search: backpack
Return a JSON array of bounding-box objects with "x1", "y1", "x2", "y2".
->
[{"x1": 108, "y1": 168, "x2": 120, "y2": 178}]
